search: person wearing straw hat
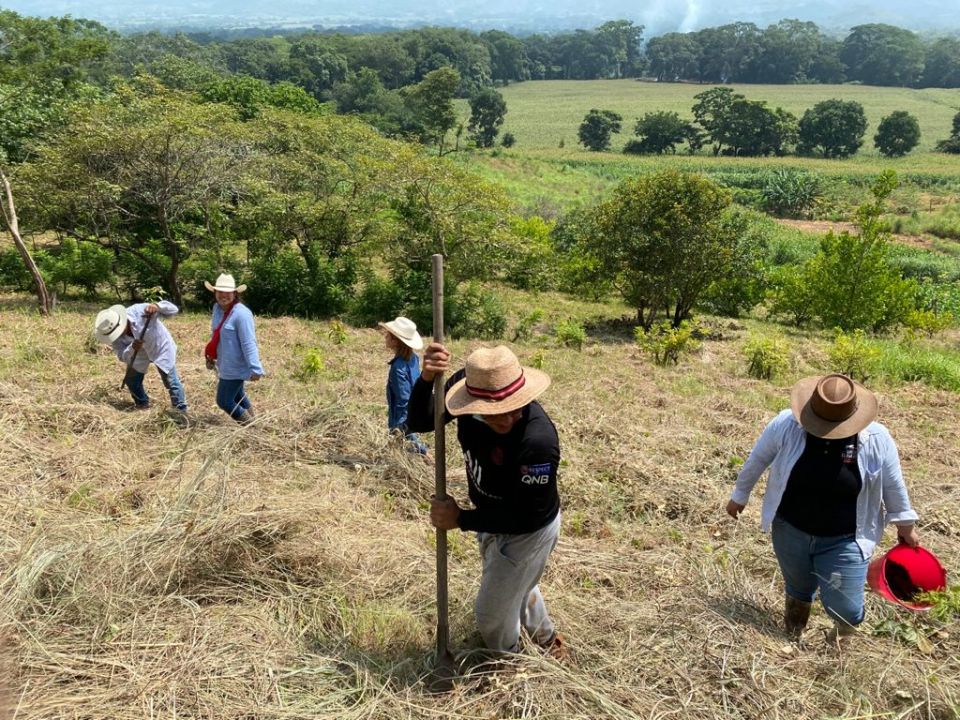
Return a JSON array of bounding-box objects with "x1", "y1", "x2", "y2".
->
[
  {"x1": 406, "y1": 342, "x2": 565, "y2": 658},
  {"x1": 93, "y1": 301, "x2": 188, "y2": 414},
  {"x1": 726, "y1": 374, "x2": 920, "y2": 645},
  {"x1": 379, "y1": 316, "x2": 429, "y2": 456},
  {"x1": 204, "y1": 273, "x2": 264, "y2": 424}
]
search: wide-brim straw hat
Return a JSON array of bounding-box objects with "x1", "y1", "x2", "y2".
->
[
  {"x1": 378, "y1": 316, "x2": 423, "y2": 350},
  {"x1": 790, "y1": 373, "x2": 878, "y2": 439},
  {"x1": 204, "y1": 273, "x2": 247, "y2": 293},
  {"x1": 445, "y1": 345, "x2": 551, "y2": 416},
  {"x1": 93, "y1": 304, "x2": 128, "y2": 344}
]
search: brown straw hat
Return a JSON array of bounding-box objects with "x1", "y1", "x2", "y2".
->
[
  {"x1": 790, "y1": 373, "x2": 878, "y2": 439},
  {"x1": 445, "y1": 345, "x2": 551, "y2": 416}
]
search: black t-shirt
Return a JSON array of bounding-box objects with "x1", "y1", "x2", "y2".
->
[
  {"x1": 407, "y1": 369, "x2": 561, "y2": 535},
  {"x1": 777, "y1": 432, "x2": 862, "y2": 537}
]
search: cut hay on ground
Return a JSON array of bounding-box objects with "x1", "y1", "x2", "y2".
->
[{"x1": 1, "y1": 300, "x2": 958, "y2": 719}]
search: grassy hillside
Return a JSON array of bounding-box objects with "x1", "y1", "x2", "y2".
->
[
  {"x1": 2, "y1": 294, "x2": 959, "y2": 718},
  {"x1": 487, "y1": 80, "x2": 960, "y2": 156}
]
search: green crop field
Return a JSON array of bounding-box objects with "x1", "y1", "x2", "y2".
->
[
  {"x1": 484, "y1": 80, "x2": 960, "y2": 156},
  {"x1": 453, "y1": 81, "x2": 960, "y2": 213}
]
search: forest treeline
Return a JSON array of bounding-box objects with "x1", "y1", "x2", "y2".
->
[{"x1": 2, "y1": 11, "x2": 960, "y2": 106}]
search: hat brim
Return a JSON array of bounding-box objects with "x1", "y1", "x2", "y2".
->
[
  {"x1": 94, "y1": 305, "x2": 128, "y2": 344},
  {"x1": 445, "y1": 367, "x2": 551, "y2": 416},
  {"x1": 378, "y1": 322, "x2": 424, "y2": 350},
  {"x1": 205, "y1": 281, "x2": 247, "y2": 293},
  {"x1": 790, "y1": 375, "x2": 878, "y2": 439}
]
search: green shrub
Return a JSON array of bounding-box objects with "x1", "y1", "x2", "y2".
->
[
  {"x1": 43, "y1": 238, "x2": 113, "y2": 297},
  {"x1": 904, "y1": 309, "x2": 955, "y2": 337},
  {"x1": 767, "y1": 265, "x2": 817, "y2": 326},
  {"x1": 448, "y1": 282, "x2": 507, "y2": 340},
  {"x1": 512, "y1": 309, "x2": 544, "y2": 342},
  {"x1": 743, "y1": 335, "x2": 790, "y2": 380},
  {"x1": 247, "y1": 248, "x2": 356, "y2": 318},
  {"x1": 501, "y1": 132, "x2": 516, "y2": 148},
  {"x1": 761, "y1": 169, "x2": 822, "y2": 219},
  {"x1": 348, "y1": 271, "x2": 405, "y2": 327},
  {"x1": 635, "y1": 321, "x2": 701, "y2": 366},
  {"x1": 294, "y1": 347, "x2": 325, "y2": 382},
  {"x1": 828, "y1": 329, "x2": 880, "y2": 382},
  {"x1": 0, "y1": 247, "x2": 37, "y2": 291},
  {"x1": 554, "y1": 319, "x2": 586, "y2": 350}
]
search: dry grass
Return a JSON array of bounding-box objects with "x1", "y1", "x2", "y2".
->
[{"x1": 1, "y1": 295, "x2": 958, "y2": 719}]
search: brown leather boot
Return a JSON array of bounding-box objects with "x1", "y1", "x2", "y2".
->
[{"x1": 784, "y1": 596, "x2": 812, "y2": 640}]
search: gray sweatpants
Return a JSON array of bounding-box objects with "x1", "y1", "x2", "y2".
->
[{"x1": 474, "y1": 512, "x2": 561, "y2": 652}]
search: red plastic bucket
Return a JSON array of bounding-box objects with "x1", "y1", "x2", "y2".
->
[{"x1": 867, "y1": 544, "x2": 947, "y2": 610}]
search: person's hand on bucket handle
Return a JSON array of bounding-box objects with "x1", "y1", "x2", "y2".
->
[
  {"x1": 421, "y1": 342, "x2": 450, "y2": 383},
  {"x1": 896, "y1": 523, "x2": 920, "y2": 547},
  {"x1": 726, "y1": 500, "x2": 745, "y2": 519},
  {"x1": 430, "y1": 495, "x2": 460, "y2": 530}
]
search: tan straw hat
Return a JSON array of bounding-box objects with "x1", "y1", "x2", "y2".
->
[
  {"x1": 93, "y1": 304, "x2": 128, "y2": 344},
  {"x1": 204, "y1": 273, "x2": 247, "y2": 293},
  {"x1": 790, "y1": 373, "x2": 878, "y2": 439},
  {"x1": 378, "y1": 316, "x2": 423, "y2": 350},
  {"x1": 445, "y1": 345, "x2": 551, "y2": 416}
]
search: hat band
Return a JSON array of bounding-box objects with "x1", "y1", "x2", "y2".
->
[
  {"x1": 466, "y1": 373, "x2": 525, "y2": 400},
  {"x1": 102, "y1": 316, "x2": 121, "y2": 336},
  {"x1": 811, "y1": 394, "x2": 858, "y2": 422}
]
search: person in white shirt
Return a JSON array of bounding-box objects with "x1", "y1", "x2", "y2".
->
[
  {"x1": 726, "y1": 374, "x2": 919, "y2": 645},
  {"x1": 94, "y1": 301, "x2": 188, "y2": 414}
]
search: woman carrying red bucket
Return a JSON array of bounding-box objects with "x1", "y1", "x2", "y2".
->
[{"x1": 725, "y1": 374, "x2": 934, "y2": 646}]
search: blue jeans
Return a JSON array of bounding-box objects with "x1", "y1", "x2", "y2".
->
[
  {"x1": 772, "y1": 516, "x2": 869, "y2": 627},
  {"x1": 216, "y1": 378, "x2": 251, "y2": 420},
  {"x1": 127, "y1": 366, "x2": 187, "y2": 411}
]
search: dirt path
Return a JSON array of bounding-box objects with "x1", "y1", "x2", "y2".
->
[{"x1": 777, "y1": 218, "x2": 936, "y2": 250}]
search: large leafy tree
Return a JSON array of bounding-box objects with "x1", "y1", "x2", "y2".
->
[
  {"x1": 645, "y1": 33, "x2": 699, "y2": 82},
  {"x1": 584, "y1": 170, "x2": 737, "y2": 328},
  {"x1": 692, "y1": 87, "x2": 795, "y2": 156},
  {"x1": 402, "y1": 66, "x2": 460, "y2": 153},
  {"x1": 20, "y1": 88, "x2": 244, "y2": 305},
  {"x1": 627, "y1": 111, "x2": 696, "y2": 155},
  {"x1": 922, "y1": 38, "x2": 960, "y2": 88},
  {"x1": 874, "y1": 111, "x2": 921, "y2": 158},
  {"x1": 798, "y1": 99, "x2": 868, "y2": 158},
  {"x1": 841, "y1": 24, "x2": 925, "y2": 87},
  {"x1": 467, "y1": 88, "x2": 507, "y2": 148}
]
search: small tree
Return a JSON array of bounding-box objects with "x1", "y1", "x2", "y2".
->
[
  {"x1": 403, "y1": 66, "x2": 460, "y2": 153},
  {"x1": 801, "y1": 171, "x2": 916, "y2": 331},
  {"x1": 627, "y1": 111, "x2": 694, "y2": 154},
  {"x1": 585, "y1": 170, "x2": 736, "y2": 328},
  {"x1": 935, "y1": 111, "x2": 960, "y2": 154},
  {"x1": 578, "y1": 109, "x2": 622, "y2": 152},
  {"x1": 467, "y1": 88, "x2": 507, "y2": 148},
  {"x1": 874, "y1": 111, "x2": 921, "y2": 158},
  {"x1": 798, "y1": 99, "x2": 868, "y2": 158},
  {"x1": 1, "y1": 167, "x2": 52, "y2": 314}
]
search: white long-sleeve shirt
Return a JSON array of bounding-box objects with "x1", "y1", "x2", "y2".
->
[
  {"x1": 731, "y1": 409, "x2": 918, "y2": 556},
  {"x1": 111, "y1": 301, "x2": 179, "y2": 374}
]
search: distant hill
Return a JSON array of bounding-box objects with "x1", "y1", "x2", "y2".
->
[{"x1": 2, "y1": 0, "x2": 957, "y2": 34}]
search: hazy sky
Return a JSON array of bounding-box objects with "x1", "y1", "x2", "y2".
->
[{"x1": 1, "y1": 0, "x2": 955, "y2": 32}]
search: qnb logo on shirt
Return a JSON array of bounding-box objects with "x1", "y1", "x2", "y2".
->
[{"x1": 520, "y1": 463, "x2": 552, "y2": 485}]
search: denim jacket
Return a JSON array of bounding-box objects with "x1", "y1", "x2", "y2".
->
[
  {"x1": 387, "y1": 353, "x2": 421, "y2": 431},
  {"x1": 731, "y1": 409, "x2": 918, "y2": 556}
]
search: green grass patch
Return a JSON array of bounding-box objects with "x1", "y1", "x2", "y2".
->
[{"x1": 871, "y1": 338, "x2": 960, "y2": 391}]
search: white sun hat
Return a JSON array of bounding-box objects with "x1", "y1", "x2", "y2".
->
[
  {"x1": 378, "y1": 316, "x2": 424, "y2": 350},
  {"x1": 93, "y1": 304, "x2": 129, "y2": 344},
  {"x1": 204, "y1": 273, "x2": 247, "y2": 293}
]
